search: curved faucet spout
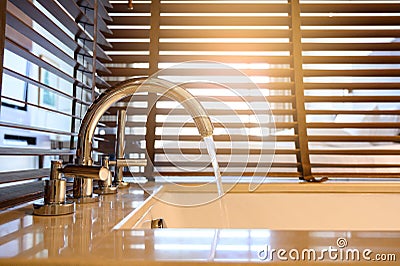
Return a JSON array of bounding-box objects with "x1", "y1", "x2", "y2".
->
[{"x1": 76, "y1": 77, "x2": 213, "y2": 166}]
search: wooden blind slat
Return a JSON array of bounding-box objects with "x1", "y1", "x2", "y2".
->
[
  {"x1": 302, "y1": 43, "x2": 400, "y2": 52},
  {"x1": 158, "y1": 16, "x2": 291, "y2": 26},
  {"x1": 159, "y1": 43, "x2": 292, "y2": 52},
  {"x1": 308, "y1": 122, "x2": 400, "y2": 129},
  {"x1": 79, "y1": 0, "x2": 112, "y2": 22},
  {"x1": 0, "y1": 147, "x2": 75, "y2": 156},
  {"x1": 9, "y1": 0, "x2": 111, "y2": 62},
  {"x1": 110, "y1": 3, "x2": 150, "y2": 13},
  {"x1": 153, "y1": 172, "x2": 301, "y2": 178},
  {"x1": 310, "y1": 150, "x2": 400, "y2": 155},
  {"x1": 305, "y1": 95, "x2": 400, "y2": 102},
  {"x1": 300, "y1": 3, "x2": 400, "y2": 13},
  {"x1": 304, "y1": 83, "x2": 400, "y2": 90},
  {"x1": 301, "y1": 16, "x2": 400, "y2": 26},
  {"x1": 158, "y1": 55, "x2": 292, "y2": 64},
  {"x1": 309, "y1": 136, "x2": 400, "y2": 142},
  {"x1": 312, "y1": 163, "x2": 400, "y2": 168},
  {"x1": 307, "y1": 110, "x2": 400, "y2": 115},
  {"x1": 0, "y1": 169, "x2": 49, "y2": 184},
  {"x1": 159, "y1": 29, "x2": 291, "y2": 38},
  {"x1": 0, "y1": 181, "x2": 43, "y2": 210},
  {"x1": 43, "y1": 0, "x2": 112, "y2": 45},
  {"x1": 302, "y1": 29, "x2": 400, "y2": 38},
  {"x1": 155, "y1": 148, "x2": 297, "y2": 155},
  {"x1": 160, "y1": 3, "x2": 290, "y2": 13},
  {"x1": 303, "y1": 56, "x2": 400, "y2": 64}
]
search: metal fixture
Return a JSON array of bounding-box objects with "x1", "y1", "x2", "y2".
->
[
  {"x1": 33, "y1": 160, "x2": 110, "y2": 215},
  {"x1": 151, "y1": 218, "x2": 166, "y2": 229},
  {"x1": 93, "y1": 154, "x2": 147, "y2": 194},
  {"x1": 34, "y1": 77, "x2": 212, "y2": 212},
  {"x1": 302, "y1": 176, "x2": 329, "y2": 183},
  {"x1": 33, "y1": 160, "x2": 75, "y2": 216},
  {"x1": 94, "y1": 155, "x2": 118, "y2": 195},
  {"x1": 69, "y1": 163, "x2": 112, "y2": 203},
  {"x1": 71, "y1": 77, "x2": 213, "y2": 203},
  {"x1": 32, "y1": 77, "x2": 213, "y2": 208},
  {"x1": 114, "y1": 109, "x2": 129, "y2": 188},
  {"x1": 111, "y1": 110, "x2": 147, "y2": 188}
]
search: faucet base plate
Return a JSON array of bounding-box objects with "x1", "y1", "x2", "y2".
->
[
  {"x1": 114, "y1": 181, "x2": 130, "y2": 189},
  {"x1": 94, "y1": 186, "x2": 118, "y2": 195},
  {"x1": 33, "y1": 200, "x2": 75, "y2": 216},
  {"x1": 67, "y1": 195, "x2": 99, "y2": 204}
]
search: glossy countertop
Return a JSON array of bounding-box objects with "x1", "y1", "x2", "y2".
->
[{"x1": 0, "y1": 182, "x2": 399, "y2": 265}]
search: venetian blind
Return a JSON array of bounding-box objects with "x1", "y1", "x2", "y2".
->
[
  {"x1": 0, "y1": 0, "x2": 112, "y2": 208},
  {"x1": 102, "y1": 0, "x2": 400, "y2": 182}
]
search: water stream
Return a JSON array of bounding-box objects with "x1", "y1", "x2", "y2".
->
[
  {"x1": 204, "y1": 136, "x2": 231, "y2": 227},
  {"x1": 203, "y1": 135, "x2": 224, "y2": 197}
]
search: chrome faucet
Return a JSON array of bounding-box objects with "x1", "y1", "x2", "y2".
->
[
  {"x1": 34, "y1": 77, "x2": 213, "y2": 215},
  {"x1": 33, "y1": 160, "x2": 110, "y2": 215}
]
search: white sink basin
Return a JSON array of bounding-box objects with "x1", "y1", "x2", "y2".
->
[{"x1": 114, "y1": 182, "x2": 400, "y2": 231}]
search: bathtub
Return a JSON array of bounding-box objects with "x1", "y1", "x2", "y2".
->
[{"x1": 113, "y1": 182, "x2": 400, "y2": 231}]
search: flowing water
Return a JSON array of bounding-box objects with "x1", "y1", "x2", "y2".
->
[
  {"x1": 203, "y1": 135, "x2": 224, "y2": 197},
  {"x1": 203, "y1": 135, "x2": 230, "y2": 227}
]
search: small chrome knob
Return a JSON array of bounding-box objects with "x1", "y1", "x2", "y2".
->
[
  {"x1": 151, "y1": 218, "x2": 166, "y2": 229},
  {"x1": 94, "y1": 155, "x2": 118, "y2": 195}
]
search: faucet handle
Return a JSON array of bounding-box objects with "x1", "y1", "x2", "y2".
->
[
  {"x1": 50, "y1": 160, "x2": 63, "y2": 180},
  {"x1": 33, "y1": 160, "x2": 75, "y2": 216},
  {"x1": 101, "y1": 155, "x2": 110, "y2": 168},
  {"x1": 109, "y1": 158, "x2": 147, "y2": 167},
  {"x1": 94, "y1": 155, "x2": 118, "y2": 195},
  {"x1": 59, "y1": 165, "x2": 110, "y2": 181}
]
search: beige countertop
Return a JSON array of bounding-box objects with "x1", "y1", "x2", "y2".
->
[{"x1": 0, "y1": 183, "x2": 399, "y2": 265}]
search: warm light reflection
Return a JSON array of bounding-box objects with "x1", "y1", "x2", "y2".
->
[
  {"x1": 131, "y1": 201, "x2": 146, "y2": 208},
  {"x1": 105, "y1": 51, "x2": 149, "y2": 55},
  {"x1": 154, "y1": 244, "x2": 211, "y2": 251},
  {"x1": 216, "y1": 244, "x2": 265, "y2": 251},
  {"x1": 168, "y1": 63, "x2": 271, "y2": 70},
  {"x1": 109, "y1": 13, "x2": 150, "y2": 16},
  {"x1": 302, "y1": 13, "x2": 400, "y2": 17},
  {"x1": 159, "y1": 51, "x2": 289, "y2": 56},
  {"x1": 129, "y1": 244, "x2": 145, "y2": 249},
  {"x1": 154, "y1": 229, "x2": 216, "y2": 238},
  {"x1": 302, "y1": 38, "x2": 396, "y2": 43},
  {"x1": 250, "y1": 230, "x2": 271, "y2": 238},
  {"x1": 130, "y1": 190, "x2": 145, "y2": 195},
  {"x1": 107, "y1": 25, "x2": 150, "y2": 29},
  {"x1": 128, "y1": 230, "x2": 145, "y2": 236},
  {"x1": 110, "y1": 1, "x2": 150, "y2": 3},
  {"x1": 163, "y1": 1, "x2": 287, "y2": 3},
  {"x1": 309, "y1": 232, "x2": 349, "y2": 238},
  {"x1": 160, "y1": 26, "x2": 289, "y2": 30},
  {"x1": 302, "y1": 0, "x2": 400, "y2": 3},
  {"x1": 160, "y1": 38, "x2": 289, "y2": 43},
  {"x1": 303, "y1": 26, "x2": 400, "y2": 30},
  {"x1": 161, "y1": 13, "x2": 288, "y2": 17},
  {"x1": 107, "y1": 38, "x2": 149, "y2": 42}
]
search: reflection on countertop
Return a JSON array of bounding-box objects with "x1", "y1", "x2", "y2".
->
[{"x1": 0, "y1": 183, "x2": 399, "y2": 265}]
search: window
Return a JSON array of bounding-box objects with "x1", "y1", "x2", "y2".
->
[
  {"x1": 0, "y1": 0, "x2": 112, "y2": 208},
  {"x1": 103, "y1": 0, "x2": 400, "y2": 182}
]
